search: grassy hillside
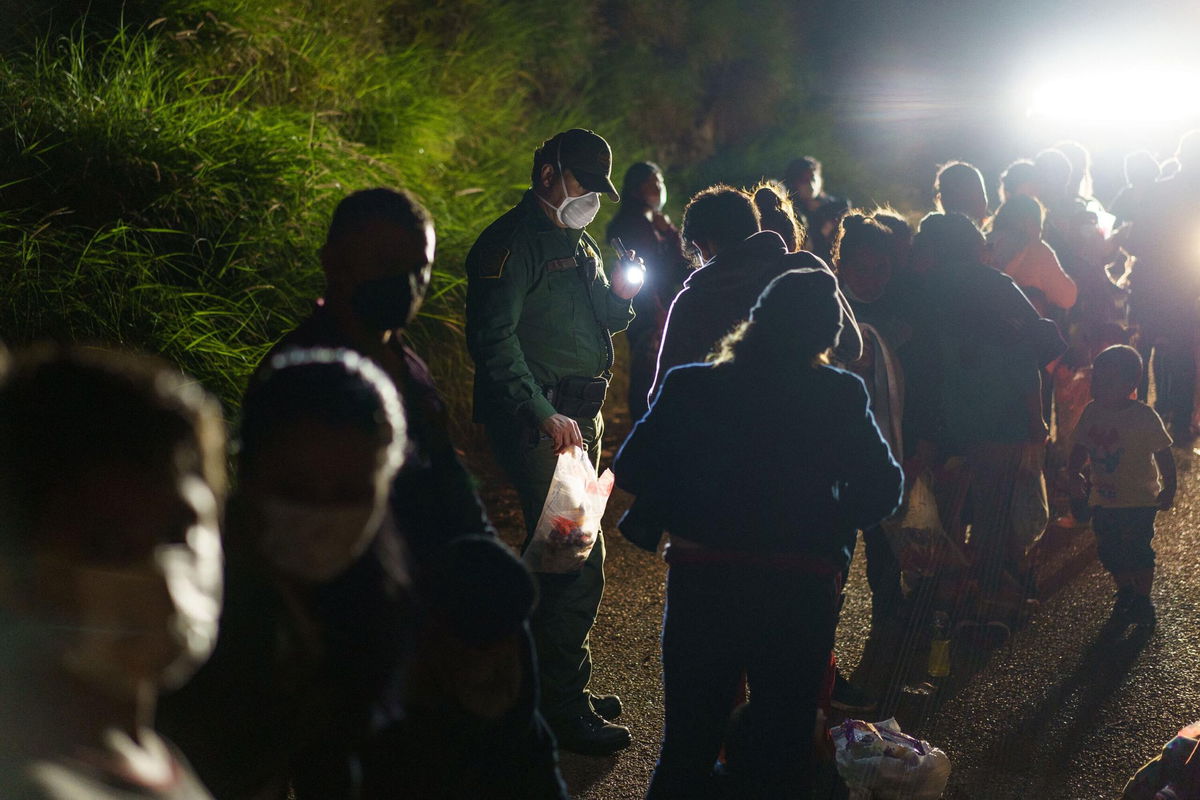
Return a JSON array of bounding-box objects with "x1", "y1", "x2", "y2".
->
[{"x1": 0, "y1": 0, "x2": 872, "y2": 425}]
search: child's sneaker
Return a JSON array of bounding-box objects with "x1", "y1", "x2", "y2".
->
[
  {"x1": 1126, "y1": 594, "x2": 1156, "y2": 625},
  {"x1": 1113, "y1": 586, "x2": 1135, "y2": 616}
]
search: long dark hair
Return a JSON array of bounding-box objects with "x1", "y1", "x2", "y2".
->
[
  {"x1": 711, "y1": 269, "x2": 842, "y2": 369},
  {"x1": 751, "y1": 180, "x2": 804, "y2": 251}
]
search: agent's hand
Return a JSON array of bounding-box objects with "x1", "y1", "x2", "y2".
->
[
  {"x1": 652, "y1": 211, "x2": 675, "y2": 233},
  {"x1": 540, "y1": 413, "x2": 583, "y2": 455},
  {"x1": 611, "y1": 248, "x2": 646, "y2": 300}
]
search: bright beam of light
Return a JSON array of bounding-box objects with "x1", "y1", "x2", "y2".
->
[{"x1": 1027, "y1": 66, "x2": 1200, "y2": 125}]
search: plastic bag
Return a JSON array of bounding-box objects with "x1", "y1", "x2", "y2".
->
[
  {"x1": 1010, "y1": 444, "x2": 1049, "y2": 554},
  {"x1": 832, "y1": 718, "x2": 951, "y2": 800},
  {"x1": 882, "y1": 473, "x2": 967, "y2": 578},
  {"x1": 524, "y1": 448, "x2": 615, "y2": 573}
]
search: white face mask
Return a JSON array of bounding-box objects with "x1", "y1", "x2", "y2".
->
[
  {"x1": 258, "y1": 497, "x2": 384, "y2": 583},
  {"x1": 539, "y1": 154, "x2": 601, "y2": 230},
  {"x1": 62, "y1": 476, "x2": 223, "y2": 695}
]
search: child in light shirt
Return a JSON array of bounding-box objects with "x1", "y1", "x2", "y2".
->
[{"x1": 1068, "y1": 345, "x2": 1176, "y2": 623}]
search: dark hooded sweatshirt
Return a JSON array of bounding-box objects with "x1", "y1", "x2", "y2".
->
[{"x1": 650, "y1": 230, "x2": 862, "y2": 400}]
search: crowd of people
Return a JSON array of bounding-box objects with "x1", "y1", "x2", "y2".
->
[{"x1": 2, "y1": 125, "x2": 1199, "y2": 799}]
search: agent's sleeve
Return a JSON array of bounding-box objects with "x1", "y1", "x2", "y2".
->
[
  {"x1": 590, "y1": 242, "x2": 638, "y2": 333},
  {"x1": 465, "y1": 238, "x2": 557, "y2": 423},
  {"x1": 604, "y1": 287, "x2": 636, "y2": 334},
  {"x1": 835, "y1": 373, "x2": 905, "y2": 530}
]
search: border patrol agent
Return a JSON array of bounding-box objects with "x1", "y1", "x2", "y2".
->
[{"x1": 466, "y1": 129, "x2": 642, "y2": 756}]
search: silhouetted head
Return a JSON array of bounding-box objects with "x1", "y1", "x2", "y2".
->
[
  {"x1": 0, "y1": 346, "x2": 225, "y2": 695},
  {"x1": 1123, "y1": 150, "x2": 1161, "y2": 187},
  {"x1": 681, "y1": 184, "x2": 761, "y2": 265},
  {"x1": 912, "y1": 212, "x2": 986, "y2": 274},
  {"x1": 1033, "y1": 149, "x2": 1073, "y2": 206},
  {"x1": 618, "y1": 161, "x2": 666, "y2": 213},
  {"x1": 991, "y1": 195, "x2": 1045, "y2": 240},
  {"x1": 784, "y1": 156, "x2": 823, "y2": 202},
  {"x1": 713, "y1": 269, "x2": 842, "y2": 370},
  {"x1": 1091, "y1": 344, "x2": 1142, "y2": 405},
  {"x1": 987, "y1": 195, "x2": 1045, "y2": 269},
  {"x1": 871, "y1": 208, "x2": 914, "y2": 276},
  {"x1": 934, "y1": 161, "x2": 988, "y2": 224},
  {"x1": 752, "y1": 180, "x2": 804, "y2": 252},
  {"x1": 1053, "y1": 139, "x2": 1094, "y2": 199},
  {"x1": 1000, "y1": 159, "x2": 1038, "y2": 205},
  {"x1": 239, "y1": 348, "x2": 406, "y2": 584},
  {"x1": 833, "y1": 213, "x2": 893, "y2": 303},
  {"x1": 322, "y1": 188, "x2": 435, "y2": 332}
]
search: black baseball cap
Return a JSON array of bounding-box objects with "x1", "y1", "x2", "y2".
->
[{"x1": 553, "y1": 128, "x2": 619, "y2": 202}]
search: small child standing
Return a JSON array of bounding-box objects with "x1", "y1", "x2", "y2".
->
[{"x1": 1068, "y1": 345, "x2": 1176, "y2": 623}]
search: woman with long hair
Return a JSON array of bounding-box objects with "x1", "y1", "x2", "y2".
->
[{"x1": 616, "y1": 269, "x2": 902, "y2": 799}]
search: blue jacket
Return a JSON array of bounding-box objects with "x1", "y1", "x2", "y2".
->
[{"x1": 614, "y1": 361, "x2": 903, "y2": 570}]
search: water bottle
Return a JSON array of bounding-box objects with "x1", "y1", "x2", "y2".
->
[{"x1": 928, "y1": 611, "x2": 951, "y2": 678}]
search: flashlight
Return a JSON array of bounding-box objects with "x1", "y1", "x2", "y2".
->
[{"x1": 611, "y1": 237, "x2": 645, "y2": 286}]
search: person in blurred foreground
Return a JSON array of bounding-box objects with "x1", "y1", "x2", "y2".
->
[
  {"x1": 160, "y1": 349, "x2": 413, "y2": 798},
  {"x1": 0, "y1": 346, "x2": 226, "y2": 799},
  {"x1": 616, "y1": 269, "x2": 902, "y2": 799}
]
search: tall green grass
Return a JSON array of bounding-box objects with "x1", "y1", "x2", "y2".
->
[{"x1": 0, "y1": 0, "x2": 885, "y2": 427}]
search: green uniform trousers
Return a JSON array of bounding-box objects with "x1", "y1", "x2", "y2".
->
[{"x1": 486, "y1": 412, "x2": 606, "y2": 722}]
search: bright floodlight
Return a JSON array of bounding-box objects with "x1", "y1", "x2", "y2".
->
[{"x1": 1027, "y1": 66, "x2": 1200, "y2": 125}]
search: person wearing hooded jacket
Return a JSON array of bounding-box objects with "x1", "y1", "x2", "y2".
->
[
  {"x1": 650, "y1": 184, "x2": 862, "y2": 401},
  {"x1": 617, "y1": 269, "x2": 902, "y2": 798}
]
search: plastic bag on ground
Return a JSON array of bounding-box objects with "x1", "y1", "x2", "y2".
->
[
  {"x1": 832, "y1": 718, "x2": 951, "y2": 800},
  {"x1": 524, "y1": 448, "x2": 615, "y2": 573}
]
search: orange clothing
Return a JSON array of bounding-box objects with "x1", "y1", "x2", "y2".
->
[{"x1": 1003, "y1": 239, "x2": 1078, "y2": 312}]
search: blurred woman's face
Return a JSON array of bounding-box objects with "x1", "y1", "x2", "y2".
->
[
  {"x1": 244, "y1": 420, "x2": 390, "y2": 584},
  {"x1": 840, "y1": 247, "x2": 892, "y2": 303},
  {"x1": 20, "y1": 458, "x2": 223, "y2": 697},
  {"x1": 639, "y1": 173, "x2": 666, "y2": 212}
]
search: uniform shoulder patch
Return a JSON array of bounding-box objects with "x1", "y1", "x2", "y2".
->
[{"x1": 479, "y1": 243, "x2": 510, "y2": 279}]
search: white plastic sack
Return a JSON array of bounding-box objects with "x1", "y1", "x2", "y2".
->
[
  {"x1": 832, "y1": 718, "x2": 951, "y2": 800},
  {"x1": 881, "y1": 473, "x2": 966, "y2": 578},
  {"x1": 524, "y1": 448, "x2": 615, "y2": 573}
]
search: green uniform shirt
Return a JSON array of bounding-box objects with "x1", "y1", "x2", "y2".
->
[{"x1": 466, "y1": 191, "x2": 635, "y2": 424}]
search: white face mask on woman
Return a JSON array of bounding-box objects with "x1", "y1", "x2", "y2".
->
[
  {"x1": 61, "y1": 475, "x2": 223, "y2": 696},
  {"x1": 257, "y1": 497, "x2": 384, "y2": 583}
]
